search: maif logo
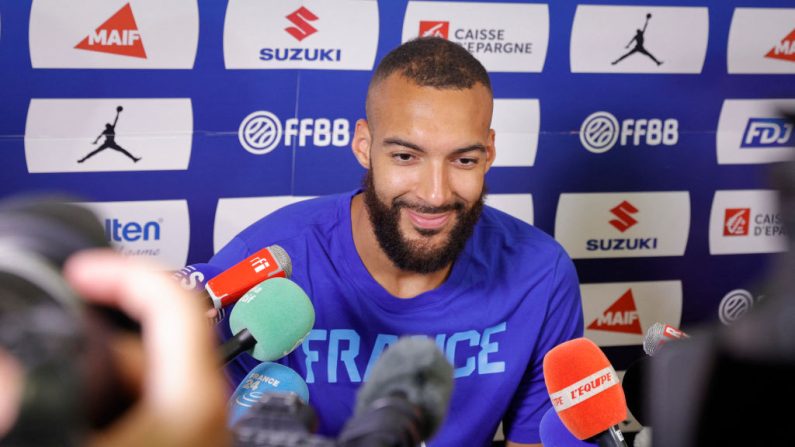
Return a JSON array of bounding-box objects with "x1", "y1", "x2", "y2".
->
[
  {"x1": 609, "y1": 201, "x2": 638, "y2": 232},
  {"x1": 709, "y1": 190, "x2": 786, "y2": 255},
  {"x1": 80, "y1": 200, "x2": 189, "y2": 269},
  {"x1": 587, "y1": 289, "x2": 642, "y2": 335},
  {"x1": 30, "y1": 0, "x2": 198, "y2": 69},
  {"x1": 580, "y1": 111, "x2": 678, "y2": 153},
  {"x1": 238, "y1": 110, "x2": 350, "y2": 156},
  {"x1": 724, "y1": 208, "x2": 750, "y2": 236},
  {"x1": 580, "y1": 281, "x2": 683, "y2": 347},
  {"x1": 716, "y1": 99, "x2": 795, "y2": 164},
  {"x1": 555, "y1": 192, "x2": 690, "y2": 259},
  {"x1": 285, "y1": 6, "x2": 318, "y2": 42},
  {"x1": 766, "y1": 28, "x2": 795, "y2": 63},
  {"x1": 419, "y1": 21, "x2": 449, "y2": 38},
  {"x1": 224, "y1": 0, "x2": 378, "y2": 70},
  {"x1": 74, "y1": 3, "x2": 146, "y2": 59},
  {"x1": 402, "y1": 2, "x2": 549, "y2": 73},
  {"x1": 570, "y1": 5, "x2": 708, "y2": 74},
  {"x1": 25, "y1": 98, "x2": 192, "y2": 173},
  {"x1": 728, "y1": 8, "x2": 795, "y2": 74}
]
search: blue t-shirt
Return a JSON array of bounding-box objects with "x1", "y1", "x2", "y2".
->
[{"x1": 210, "y1": 190, "x2": 583, "y2": 446}]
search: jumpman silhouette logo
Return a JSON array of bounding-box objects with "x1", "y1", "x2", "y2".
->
[
  {"x1": 611, "y1": 13, "x2": 663, "y2": 66},
  {"x1": 78, "y1": 105, "x2": 141, "y2": 163}
]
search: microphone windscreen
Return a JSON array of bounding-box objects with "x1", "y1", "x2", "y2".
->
[
  {"x1": 354, "y1": 336, "x2": 453, "y2": 438},
  {"x1": 543, "y1": 338, "x2": 627, "y2": 440},
  {"x1": 227, "y1": 362, "x2": 309, "y2": 427},
  {"x1": 621, "y1": 357, "x2": 649, "y2": 426},
  {"x1": 229, "y1": 277, "x2": 315, "y2": 361},
  {"x1": 539, "y1": 407, "x2": 598, "y2": 447}
]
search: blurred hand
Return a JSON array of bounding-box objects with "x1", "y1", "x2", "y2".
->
[{"x1": 64, "y1": 250, "x2": 230, "y2": 447}]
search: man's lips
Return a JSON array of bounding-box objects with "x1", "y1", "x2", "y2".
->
[{"x1": 405, "y1": 209, "x2": 451, "y2": 230}]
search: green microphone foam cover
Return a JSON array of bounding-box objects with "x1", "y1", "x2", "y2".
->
[{"x1": 229, "y1": 277, "x2": 315, "y2": 361}]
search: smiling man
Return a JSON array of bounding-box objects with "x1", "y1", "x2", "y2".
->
[{"x1": 211, "y1": 37, "x2": 583, "y2": 446}]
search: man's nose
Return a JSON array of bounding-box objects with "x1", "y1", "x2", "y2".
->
[{"x1": 416, "y1": 161, "x2": 453, "y2": 209}]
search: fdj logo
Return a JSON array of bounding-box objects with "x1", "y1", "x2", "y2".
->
[
  {"x1": 104, "y1": 218, "x2": 161, "y2": 242},
  {"x1": 238, "y1": 111, "x2": 351, "y2": 155},
  {"x1": 580, "y1": 111, "x2": 678, "y2": 153},
  {"x1": 741, "y1": 118, "x2": 794, "y2": 148}
]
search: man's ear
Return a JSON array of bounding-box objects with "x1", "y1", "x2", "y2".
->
[
  {"x1": 484, "y1": 128, "x2": 496, "y2": 173},
  {"x1": 351, "y1": 119, "x2": 372, "y2": 169}
]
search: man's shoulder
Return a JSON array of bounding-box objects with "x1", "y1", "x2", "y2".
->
[
  {"x1": 477, "y1": 205, "x2": 566, "y2": 258},
  {"x1": 211, "y1": 192, "x2": 348, "y2": 267}
]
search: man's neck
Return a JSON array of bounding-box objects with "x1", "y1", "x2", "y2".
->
[{"x1": 350, "y1": 193, "x2": 452, "y2": 299}]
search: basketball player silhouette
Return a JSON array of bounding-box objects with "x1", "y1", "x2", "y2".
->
[
  {"x1": 611, "y1": 13, "x2": 663, "y2": 66},
  {"x1": 78, "y1": 106, "x2": 141, "y2": 163}
]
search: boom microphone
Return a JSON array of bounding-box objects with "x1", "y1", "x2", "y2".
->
[
  {"x1": 643, "y1": 322, "x2": 688, "y2": 357},
  {"x1": 337, "y1": 336, "x2": 454, "y2": 447},
  {"x1": 220, "y1": 277, "x2": 314, "y2": 364},
  {"x1": 544, "y1": 338, "x2": 628, "y2": 446},
  {"x1": 206, "y1": 245, "x2": 291, "y2": 310},
  {"x1": 539, "y1": 407, "x2": 598, "y2": 447},
  {"x1": 228, "y1": 362, "x2": 310, "y2": 428}
]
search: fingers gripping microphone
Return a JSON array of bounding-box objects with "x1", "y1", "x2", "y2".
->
[
  {"x1": 173, "y1": 263, "x2": 225, "y2": 322},
  {"x1": 206, "y1": 245, "x2": 291, "y2": 310},
  {"x1": 643, "y1": 322, "x2": 689, "y2": 356},
  {"x1": 220, "y1": 277, "x2": 315, "y2": 364},
  {"x1": 228, "y1": 362, "x2": 310, "y2": 428},
  {"x1": 338, "y1": 336, "x2": 454, "y2": 447},
  {"x1": 539, "y1": 407, "x2": 598, "y2": 447},
  {"x1": 544, "y1": 338, "x2": 628, "y2": 447}
]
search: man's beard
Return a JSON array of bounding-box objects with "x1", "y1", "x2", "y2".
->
[{"x1": 362, "y1": 170, "x2": 485, "y2": 274}]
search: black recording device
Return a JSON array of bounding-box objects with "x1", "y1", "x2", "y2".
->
[
  {"x1": 0, "y1": 196, "x2": 139, "y2": 446},
  {"x1": 230, "y1": 337, "x2": 453, "y2": 447}
]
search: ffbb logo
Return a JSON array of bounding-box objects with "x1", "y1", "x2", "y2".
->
[{"x1": 580, "y1": 111, "x2": 678, "y2": 153}]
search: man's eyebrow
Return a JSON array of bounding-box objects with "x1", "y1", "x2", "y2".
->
[{"x1": 382, "y1": 137, "x2": 487, "y2": 155}]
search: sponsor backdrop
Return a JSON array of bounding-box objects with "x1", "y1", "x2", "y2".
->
[{"x1": 1, "y1": 0, "x2": 794, "y2": 431}]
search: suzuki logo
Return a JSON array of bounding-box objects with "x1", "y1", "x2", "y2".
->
[
  {"x1": 609, "y1": 201, "x2": 638, "y2": 232},
  {"x1": 285, "y1": 7, "x2": 318, "y2": 42}
]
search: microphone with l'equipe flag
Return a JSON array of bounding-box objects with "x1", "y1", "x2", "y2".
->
[{"x1": 543, "y1": 338, "x2": 628, "y2": 447}]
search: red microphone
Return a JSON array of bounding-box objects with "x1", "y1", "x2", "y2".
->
[
  {"x1": 205, "y1": 245, "x2": 292, "y2": 310},
  {"x1": 643, "y1": 322, "x2": 689, "y2": 356},
  {"x1": 543, "y1": 338, "x2": 628, "y2": 446}
]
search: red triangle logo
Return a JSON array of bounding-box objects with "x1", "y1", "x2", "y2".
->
[
  {"x1": 587, "y1": 289, "x2": 642, "y2": 335},
  {"x1": 765, "y1": 28, "x2": 795, "y2": 62},
  {"x1": 74, "y1": 3, "x2": 146, "y2": 59}
]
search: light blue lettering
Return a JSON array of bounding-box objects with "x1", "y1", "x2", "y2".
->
[
  {"x1": 478, "y1": 322, "x2": 507, "y2": 374},
  {"x1": 328, "y1": 329, "x2": 361, "y2": 383},
  {"x1": 445, "y1": 330, "x2": 480, "y2": 378},
  {"x1": 301, "y1": 329, "x2": 327, "y2": 384},
  {"x1": 363, "y1": 334, "x2": 398, "y2": 381}
]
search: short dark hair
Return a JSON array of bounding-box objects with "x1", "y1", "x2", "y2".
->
[{"x1": 370, "y1": 37, "x2": 492, "y2": 92}]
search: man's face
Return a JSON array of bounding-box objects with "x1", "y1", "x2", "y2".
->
[{"x1": 354, "y1": 74, "x2": 495, "y2": 273}]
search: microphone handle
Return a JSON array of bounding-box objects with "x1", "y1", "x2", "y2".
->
[
  {"x1": 590, "y1": 425, "x2": 628, "y2": 447},
  {"x1": 219, "y1": 328, "x2": 256, "y2": 364}
]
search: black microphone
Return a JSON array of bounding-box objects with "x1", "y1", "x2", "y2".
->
[{"x1": 337, "y1": 336, "x2": 454, "y2": 447}]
